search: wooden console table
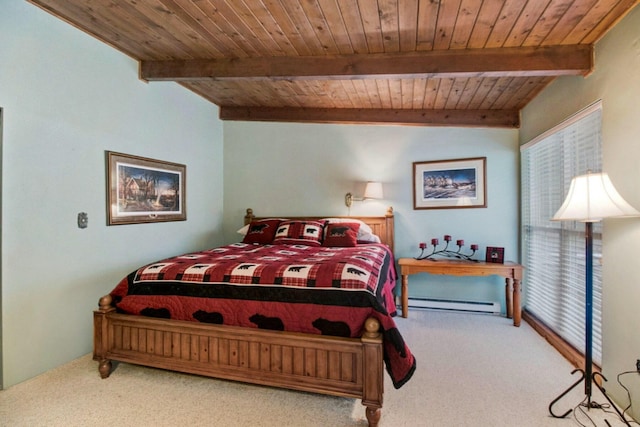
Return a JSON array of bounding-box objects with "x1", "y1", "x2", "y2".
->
[{"x1": 397, "y1": 258, "x2": 524, "y2": 327}]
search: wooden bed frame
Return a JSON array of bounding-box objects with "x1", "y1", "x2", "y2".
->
[{"x1": 94, "y1": 207, "x2": 395, "y2": 426}]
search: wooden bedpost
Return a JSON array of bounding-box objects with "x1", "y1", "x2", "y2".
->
[
  {"x1": 384, "y1": 207, "x2": 394, "y2": 254},
  {"x1": 361, "y1": 317, "x2": 383, "y2": 427},
  {"x1": 93, "y1": 294, "x2": 115, "y2": 379},
  {"x1": 244, "y1": 208, "x2": 255, "y2": 225}
]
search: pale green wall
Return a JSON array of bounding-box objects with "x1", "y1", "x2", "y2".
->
[
  {"x1": 223, "y1": 122, "x2": 520, "y2": 308},
  {"x1": 520, "y1": 5, "x2": 640, "y2": 418},
  {"x1": 0, "y1": 2, "x2": 224, "y2": 387}
]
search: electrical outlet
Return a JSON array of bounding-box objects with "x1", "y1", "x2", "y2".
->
[{"x1": 636, "y1": 359, "x2": 640, "y2": 373}]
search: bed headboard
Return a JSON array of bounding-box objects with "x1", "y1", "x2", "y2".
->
[{"x1": 244, "y1": 207, "x2": 395, "y2": 254}]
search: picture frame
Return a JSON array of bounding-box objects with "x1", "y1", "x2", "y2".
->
[
  {"x1": 413, "y1": 157, "x2": 487, "y2": 210},
  {"x1": 485, "y1": 246, "x2": 505, "y2": 264},
  {"x1": 106, "y1": 151, "x2": 186, "y2": 225}
]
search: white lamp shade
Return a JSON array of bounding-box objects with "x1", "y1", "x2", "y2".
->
[
  {"x1": 363, "y1": 181, "x2": 383, "y2": 200},
  {"x1": 552, "y1": 172, "x2": 640, "y2": 222}
]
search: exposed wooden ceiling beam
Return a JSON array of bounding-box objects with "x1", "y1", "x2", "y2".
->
[
  {"x1": 141, "y1": 45, "x2": 593, "y2": 82},
  {"x1": 219, "y1": 107, "x2": 520, "y2": 128}
]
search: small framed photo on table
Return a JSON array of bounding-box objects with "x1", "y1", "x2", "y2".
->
[{"x1": 485, "y1": 247, "x2": 505, "y2": 263}]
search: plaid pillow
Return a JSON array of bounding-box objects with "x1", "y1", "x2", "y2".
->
[
  {"x1": 323, "y1": 222, "x2": 360, "y2": 247},
  {"x1": 273, "y1": 220, "x2": 326, "y2": 246},
  {"x1": 242, "y1": 219, "x2": 283, "y2": 244}
]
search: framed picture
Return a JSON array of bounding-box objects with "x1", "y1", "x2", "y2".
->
[
  {"x1": 413, "y1": 157, "x2": 487, "y2": 209},
  {"x1": 485, "y1": 247, "x2": 505, "y2": 263},
  {"x1": 106, "y1": 151, "x2": 186, "y2": 225}
]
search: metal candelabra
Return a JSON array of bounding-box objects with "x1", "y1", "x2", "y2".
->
[{"x1": 415, "y1": 235, "x2": 478, "y2": 261}]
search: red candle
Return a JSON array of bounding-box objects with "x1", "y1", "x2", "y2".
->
[
  {"x1": 431, "y1": 238, "x2": 439, "y2": 245},
  {"x1": 419, "y1": 242, "x2": 427, "y2": 249},
  {"x1": 470, "y1": 244, "x2": 479, "y2": 250},
  {"x1": 444, "y1": 235, "x2": 451, "y2": 242},
  {"x1": 457, "y1": 239, "x2": 464, "y2": 246}
]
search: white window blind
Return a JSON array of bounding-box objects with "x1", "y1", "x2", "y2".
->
[{"x1": 521, "y1": 101, "x2": 603, "y2": 364}]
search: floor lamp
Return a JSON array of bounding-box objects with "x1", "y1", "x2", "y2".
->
[{"x1": 548, "y1": 172, "x2": 640, "y2": 422}]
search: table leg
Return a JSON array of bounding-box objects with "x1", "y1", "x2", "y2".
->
[
  {"x1": 401, "y1": 274, "x2": 408, "y2": 318},
  {"x1": 505, "y1": 278, "x2": 513, "y2": 319},
  {"x1": 513, "y1": 279, "x2": 521, "y2": 327}
]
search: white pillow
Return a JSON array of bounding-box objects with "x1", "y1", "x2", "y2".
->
[{"x1": 322, "y1": 218, "x2": 380, "y2": 243}]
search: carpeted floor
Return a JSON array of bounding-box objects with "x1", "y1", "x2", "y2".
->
[{"x1": 0, "y1": 309, "x2": 634, "y2": 426}]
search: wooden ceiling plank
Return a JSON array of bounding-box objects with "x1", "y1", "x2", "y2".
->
[
  {"x1": 274, "y1": 80, "x2": 305, "y2": 107},
  {"x1": 339, "y1": 80, "x2": 360, "y2": 107},
  {"x1": 378, "y1": 0, "x2": 401, "y2": 52},
  {"x1": 484, "y1": 0, "x2": 525, "y2": 48},
  {"x1": 193, "y1": 0, "x2": 262, "y2": 57},
  {"x1": 444, "y1": 78, "x2": 469, "y2": 109},
  {"x1": 296, "y1": 0, "x2": 342, "y2": 54},
  {"x1": 218, "y1": 106, "x2": 521, "y2": 127},
  {"x1": 563, "y1": 0, "x2": 634, "y2": 44},
  {"x1": 357, "y1": 0, "x2": 386, "y2": 53},
  {"x1": 453, "y1": 77, "x2": 484, "y2": 109},
  {"x1": 513, "y1": 76, "x2": 556, "y2": 109},
  {"x1": 241, "y1": 0, "x2": 302, "y2": 56},
  {"x1": 400, "y1": 78, "x2": 415, "y2": 109},
  {"x1": 330, "y1": 80, "x2": 356, "y2": 108},
  {"x1": 317, "y1": 0, "x2": 356, "y2": 54},
  {"x1": 422, "y1": 78, "x2": 441, "y2": 109},
  {"x1": 157, "y1": 0, "x2": 244, "y2": 57},
  {"x1": 503, "y1": 0, "x2": 551, "y2": 47},
  {"x1": 278, "y1": 0, "x2": 329, "y2": 54},
  {"x1": 466, "y1": 0, "x2": 506, "y2": 48},
  {"x1": 260, "y1": 0, "x2": 314, "y2": 56},
  {"x1": 490, "y1": 76, "x2": 527, "y2": 109},
  {"x1": 411, "y1": 78, "x2": 428, "y2": 110},
  {"x1": 580, "y1": 0, "x2": 640, "y2": 44},
  {"x1": 387, "y1": 79, "x2": 403, "y2": 109},
  {"x1": 29, "y1": 0, "x2": 637, "y2": 127},
  {"x1": 433, "y1": 78, "x2": 455, "y2": 110},
  {"x1": 217, "y1": 0, "x2": 285, "y2": 55},
  {"x1": 336, "y1": 0, "x2": 371, "y2": 53},
  {"x1": 363, "y1": 79, "x2": 384, "y2": 108},
  {"x1": 478, "y1": 76, "x2": 514, "y2": 109},
  {"x1": 433, "y1": 0, "x2": 463, "y2": 50},
  {"x1": 375, "y1": 79, "x2": 393, "y2": 109},
  {"x1": 498, "y1": 76, "x2": 545, "y2": 109},
  {"x1": 140, "y1": 44, "x2": 593, "y2": 81},
  {"x1": 397, "y1": 0, "x2": 419, "y2": 51},
  {"x1": 466, "y1": 77, "x2": 499, "y2": 109},
  {"x1": 521, "y1": 0, "x2": 574, "y2": 47},
  {"x1": 29, "y1": 0, "x2": 165, "y2": 60},
  {"x1": 129, "y1": 0, "x2": 222, "y2": 59},
  {"x1": 350, "y1": 79, "x2": 374, "y2": 108},
  {"x1": 540, "y1": 0, "x2": 599, "y2": 45},
  {"x1": 416, "y1": 0, "x2": 440, "y2": 50},
  {"x1": 450, "y1": 0, "x2": 483, "y2": 49}
]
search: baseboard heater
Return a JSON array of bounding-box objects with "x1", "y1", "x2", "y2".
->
[{"x1": 407, "y1": 297, "x2": 501, "y2": 314}]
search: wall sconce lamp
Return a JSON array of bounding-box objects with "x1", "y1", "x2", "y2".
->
[{"x1": 345, "y1": 181, "x2": 383, "y2": 207}]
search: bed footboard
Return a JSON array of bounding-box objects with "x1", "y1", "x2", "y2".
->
[{"x1": 93, "y1": 295, "x2": 383, "y2": 426}]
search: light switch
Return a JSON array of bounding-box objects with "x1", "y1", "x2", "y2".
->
[{"x1": 78, "y1": 212, "x2": 88, "y2": 229}]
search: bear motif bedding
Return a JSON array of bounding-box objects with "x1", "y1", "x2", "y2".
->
[{"x1": 109, "y1": 242, "x2": 415, "y2": 389}]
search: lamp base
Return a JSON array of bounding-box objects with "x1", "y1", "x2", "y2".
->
[{"x1": 549, "y1": 369, "x2": 632, "y2": 425}]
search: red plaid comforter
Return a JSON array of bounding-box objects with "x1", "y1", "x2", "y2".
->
[{"x1": 109, "y1": 242, "x2": 415, "y2": 388}]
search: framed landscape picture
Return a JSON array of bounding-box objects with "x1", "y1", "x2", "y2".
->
[
  {"x1": 106, "y1": 151, "x2": 186, "y2": 225},
  {"x1": 413, "y1": 157, "x2": 486, "y2": 210}
]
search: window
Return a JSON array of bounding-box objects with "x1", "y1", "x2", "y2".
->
[{"x1": 521, "y1": 101, "x2": 603, "y2": 364}]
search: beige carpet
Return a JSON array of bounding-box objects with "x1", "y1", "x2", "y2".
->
[{"x1": 0, "y1": 310, "x2": 633, "y2": 426}]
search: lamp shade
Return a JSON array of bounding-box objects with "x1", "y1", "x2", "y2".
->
[
  {"x1": 363, "y1": 181, "x2": 383, "y2": 200},
  {"x1": 552, "y1": 172, "x2": 640, "y2": 222}
]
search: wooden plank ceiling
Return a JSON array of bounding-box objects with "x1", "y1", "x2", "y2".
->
[{"x1": 29, "y1": 0, "x2": 639, "y2": 128}]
